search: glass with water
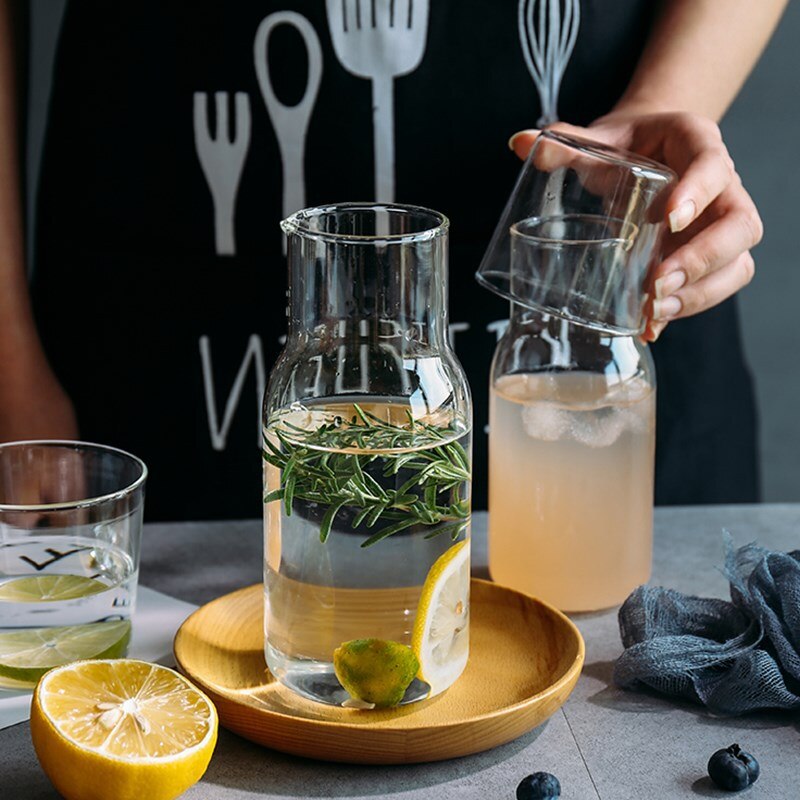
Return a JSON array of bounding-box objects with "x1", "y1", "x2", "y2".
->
[{"x1": 0, "y1": 442, "x2": 146, "y2": 688}]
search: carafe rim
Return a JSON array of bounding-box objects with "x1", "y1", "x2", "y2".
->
[{"x1": 281, "y1": 202, "x2": 449, "y2": 245}]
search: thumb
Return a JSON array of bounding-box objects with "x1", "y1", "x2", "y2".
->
[
  {"x1": 508, "y1": 122, "x2": 598, "y2": 161},
  {"x1": 508, "y1": 129, "x2": 541, "y2": 160}
]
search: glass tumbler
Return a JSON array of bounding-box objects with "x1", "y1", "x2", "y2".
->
[
  {"x1": 0, "y1": 441, "x2": 147, "y2": 688},
  {"x1": 477, "y1": 129, "x2": 675, "y2": 334},
  {"x1": 263, "y1": 203, "x2": 472, "y2": 708},
  {"x1": 477, "y1": 131, "x2": 675, "y2": 612}
]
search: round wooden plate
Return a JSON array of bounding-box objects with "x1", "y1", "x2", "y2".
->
[{"x1": 173, "y1": 579, "x2": 584, "y2": 764}]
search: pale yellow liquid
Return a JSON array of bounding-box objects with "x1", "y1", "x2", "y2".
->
[
  {"x1": 489, "y1": 373, "x2": 654, "y2": 612},
  {"x1": 264, "y1": 398, "x2": 471, "y2": 705}
]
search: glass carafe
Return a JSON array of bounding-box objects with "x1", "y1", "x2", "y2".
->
[
  {"x1": 263, "y1": 204, "x2": 472, "y2": 708},
  {"x1": 478, "y1": 131, "x2": 674, "y2": 612}
]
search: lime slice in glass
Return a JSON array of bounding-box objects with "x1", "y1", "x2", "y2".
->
[
  {"x1": 0, "y1": 575, "x2": 108, "y2": 603},
  {"x1": 0, "y1": 620, "x2": 132, "y2": 687}
]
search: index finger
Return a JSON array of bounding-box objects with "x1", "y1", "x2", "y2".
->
[{"x1": 660, "y1": 118, "x2": 736, "y2": 232}]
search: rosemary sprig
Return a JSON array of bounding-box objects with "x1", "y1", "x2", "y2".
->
[{"x1": 263, "y1": 405, "x2": 470, "y2": 547}]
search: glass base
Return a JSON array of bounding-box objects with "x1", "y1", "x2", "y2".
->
[{"x1": 265, "y1": 642, "x2": 431, "y2": 708}]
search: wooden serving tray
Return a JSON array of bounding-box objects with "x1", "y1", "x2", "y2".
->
[{"x1": 173, "y1": 579, "x2": 584, "y2": 765}]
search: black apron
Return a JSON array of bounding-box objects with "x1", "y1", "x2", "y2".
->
[{"x1": 31, "y1": 0, "x2": 759, "y2": 520}]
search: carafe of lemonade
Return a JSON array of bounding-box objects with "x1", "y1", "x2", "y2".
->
[
  {"x1": 263, "y1": 204, "x2": 472, "y2": 707},
  {"x1": 477, "y1": 131, "x2": 675, "y2": 612},
  {"x1": 489, "y1": 306, "x2": 655, "y2": 611}
]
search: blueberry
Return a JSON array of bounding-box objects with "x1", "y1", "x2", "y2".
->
[
  {"x1": 708, "y1": 744, "x2": 760, "y2": 792},
  {"x1": 516, "y1": 771, "x2": 561, "y2": 799},
  {"x1": 738, "y1": 752, "x2": 760, "y2": 783}
]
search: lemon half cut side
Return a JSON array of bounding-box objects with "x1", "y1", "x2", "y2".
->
[
  {"x1": 412, "y1": 539, "x2": 470, "y2": 698},
  {"x1": 31, "y1": 658, "x2": 218, "y2": 800}
]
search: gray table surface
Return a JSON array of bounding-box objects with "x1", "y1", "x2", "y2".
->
[{"x1": 3, "y1": 505, "x2": 799, "y2": 799}]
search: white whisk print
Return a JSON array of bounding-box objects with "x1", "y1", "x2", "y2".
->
[{"x1": 518, "y1": 0, "x2": 581, "y2": 126}]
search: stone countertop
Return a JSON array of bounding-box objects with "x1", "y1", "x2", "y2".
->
[{"x1": 3, "y1": 505, "x2": 799, "y2": 799}]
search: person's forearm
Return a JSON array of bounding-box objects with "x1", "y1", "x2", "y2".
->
[
  {"x1": 614, "y1": 0, "x2": 789, "y2": 121},
  {"x1": 0, "y1": 1, "x2": 77, "y2": 438},
  {"x1": 0, "y1": 0, "x2": 47, "y2": 379}
]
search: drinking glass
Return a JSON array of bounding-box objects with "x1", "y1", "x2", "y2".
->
[
  {"x1": 477, "y1": 129, "x2": 675, "y2": 334},
  {"x1": 263, "y1": 203, "x2": 472, "y2": 708},
  {"x1": 0, "y1": 441, "x2": 147, "y2": 688},
  {"x1": 477, "y1": 131, "x2": 674, "y2": 611}
]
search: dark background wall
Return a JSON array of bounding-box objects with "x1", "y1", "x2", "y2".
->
[
  {"x1": 724, "y1": 0, "x2": 800, "y2": 501},
  {"x1": 25, "y1": 1, "x2": 800, "y2": 502}
]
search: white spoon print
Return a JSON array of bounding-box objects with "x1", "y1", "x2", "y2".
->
[{"x1": 254, "y1": 11, "x2": 323, "y2": 228}]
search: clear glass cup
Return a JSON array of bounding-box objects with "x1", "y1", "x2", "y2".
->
[
  {"x1": 478, "y1": 132, "x2": 674, "y2": 611},
  {"x1": 263, "y1": 203, "x2": 472, "y2": 708},
  {"x1": 477, "y1": 130, "x2": 675, "y2": 334},
  {"x1": 0, "y1": 441, "x2": 147, "y2": 689}
]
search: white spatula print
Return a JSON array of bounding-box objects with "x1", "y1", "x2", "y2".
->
[{"x1": 326, "y1": 0, "x2": 430, "y2": 203}]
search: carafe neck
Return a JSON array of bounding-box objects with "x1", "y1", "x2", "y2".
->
[
  {"x1": 283, "y1": 205, "x2": 450, "y2": 352},
  {"x1": 497, "y1": 304, "x2": 652, "y2": 381}
]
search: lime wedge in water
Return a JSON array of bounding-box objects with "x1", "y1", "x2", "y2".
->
[
  {"x1": 0, "y1": 575, "x2": 108, "y2": 603},
  {"x1": 333, "y1": 638, "x2": 420, "y2": 708},
  {"x1": 0, "y1": 620, "x2": 131, "y2": 686}
]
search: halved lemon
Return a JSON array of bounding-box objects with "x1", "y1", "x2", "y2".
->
[
  {"x1": 0, "y1": 620, "x2": 131, "y2": 688},
  {"x1": 0, "y1": 574, "x2": 108, "y2": 602},
  {"x1": 31, "y1": 659, "x2": 218, "y2": 800},
  {"x1": 411, "y1": 539, "x2": 470, "y2": 697}
]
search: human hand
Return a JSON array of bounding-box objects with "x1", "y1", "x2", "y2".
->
[{"x1": 509, "y1": 112, "x2": 763, "y2": 341}]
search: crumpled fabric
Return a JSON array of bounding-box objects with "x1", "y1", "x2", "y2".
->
[{"x1": 614, "y1": 534, "x2": 800, "y2": 714}]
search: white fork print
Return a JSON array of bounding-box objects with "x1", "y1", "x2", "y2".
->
[
  {"x1": 326, "y1": 0, "x2": 430, "y2": 203},
  {"x1": 193, "y1": 92, "x2": 251, "y2": 256}
]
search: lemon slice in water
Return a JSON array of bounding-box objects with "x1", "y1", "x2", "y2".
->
[
  {"x1": 0, "y1": 575, "x2": 108, "y2": 602},
  {"x1": 0, "y1": 620, "x2": 131, "y2": 687},
  {"x1": 411, "y1": 539, "x2": 470, "y2": 697},
  {"x1": 31, "y1": 659, "x2": 217, "y2": 800}
]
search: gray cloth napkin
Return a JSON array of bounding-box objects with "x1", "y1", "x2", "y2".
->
[{"x1": 614, "y1": 535, "x2": 800, "y2": 714}]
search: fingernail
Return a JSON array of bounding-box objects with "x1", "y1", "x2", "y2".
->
[
  {"x1": 650, "y1": 321, "x2": 668, "y2": 342},
  {"x1": 508, "y1": 131, "x2": 523, "y2": 151},
  {"x1": 654, "y1": 270, "x2": 687, "y2": 300},
  {"x1": 668, "y1": 200, "x2": 697, "y2": 233},
  {"x1": 652, "y1": 296, "x2": 682, "y2": 320}
]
